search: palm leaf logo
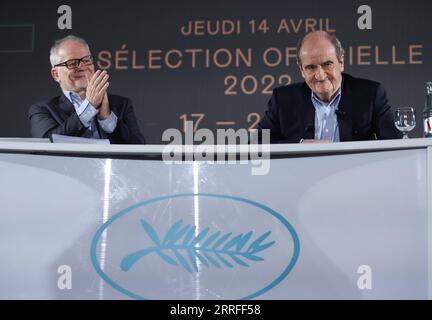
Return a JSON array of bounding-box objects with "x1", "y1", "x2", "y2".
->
[{"x1": 120, "y1": 219, "x2": 275, "y2": 273}]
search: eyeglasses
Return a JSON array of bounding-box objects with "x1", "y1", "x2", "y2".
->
[{"x1": 54, "y1": 55, "x2": 95, "y2": 69}]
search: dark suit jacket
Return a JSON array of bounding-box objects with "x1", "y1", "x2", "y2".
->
[
  {"x1": 257, "y1": 73, "x2": 402, "y2": 143},
  {"x1": 29, "y1": 93, "x2": 146, "y2": 144}
]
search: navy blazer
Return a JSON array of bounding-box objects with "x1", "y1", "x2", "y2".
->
[
  {"x1": 29, "y1": 93, "x2": 146, "y2": 144},
  {"x1": 257, "y1": 73, "x2": 402, "y2": 143}
]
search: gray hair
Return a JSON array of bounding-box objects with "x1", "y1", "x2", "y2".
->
[
  {"x1": 49, "y1": 35, "x2": 90, "y2": 67},
  {"x1": 296, "y1": 31, "x2": 344, "y2": 65}
]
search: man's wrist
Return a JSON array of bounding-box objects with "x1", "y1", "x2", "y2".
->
[
  {"x1": 86, "y1": 98, "x2": 100, "y2": 109},
  {"x1": 98, "y1": 110, "x2": 111, "y2": 120}
]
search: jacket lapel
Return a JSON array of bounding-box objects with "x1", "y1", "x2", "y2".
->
[
  {"x1": 301, "y1": 83, "x2": 316, "y2": 139},
  {"x1": 56, "y1": 92, "x2": 91, "y2": 137},
  {"x1": 337, "y1": 75, "x2": 353, "y2": 141},
  {"x1": 57, "y1": 93, "x2": 75, "y2": 121}
]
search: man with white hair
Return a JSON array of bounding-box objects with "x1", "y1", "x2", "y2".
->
[
  {"x1": 29, "y1": 35, "x2": 145, "y2": 144},
  {"x1": 258, "y1": 31, "x2": 402, "y2": 143}
]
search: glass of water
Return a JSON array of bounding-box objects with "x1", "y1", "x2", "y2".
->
[{"x1": 394, "y1": 107, "x2": 416, "y2": 139}]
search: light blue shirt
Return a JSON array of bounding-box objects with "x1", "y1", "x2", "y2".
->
[
  {"x1": 311, "y1": 88, "x2": 341, "y2": 142},
  {"x1": 63, "y1": 91, "x2": 118, "y2": 137}
]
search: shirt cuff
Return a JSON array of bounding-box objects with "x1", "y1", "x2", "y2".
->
[
  {"x1": 98, "y1": 111, "x2": 118, "y2": 134},
  {"x1": 75, "y1": 100, "x2": 98, "y2": 128}
]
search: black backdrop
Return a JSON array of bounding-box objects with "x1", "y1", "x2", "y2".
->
[{"x1": 1, "y1": 0, "x2": 431, "y2": 143}]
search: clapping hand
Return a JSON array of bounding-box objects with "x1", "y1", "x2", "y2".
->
[
  {"x1": 98, "y1": 92, "x2": 111, "y2": 120},
  {"x1": 85, "y1": 70, "x2": 109, "y2": 107}
]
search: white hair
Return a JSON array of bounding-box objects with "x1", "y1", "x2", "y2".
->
[{"x1": 49, "y1": 35, "x2": 90, "y2": 67}]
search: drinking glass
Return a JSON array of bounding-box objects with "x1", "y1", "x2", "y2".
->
[{"x1": 394, "y1": 107, "x2": 416, "y2": 139}]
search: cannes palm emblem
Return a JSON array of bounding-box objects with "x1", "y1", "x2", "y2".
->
[{"x1": 120, "y1": 219, "x2": 275, "y2": 273}]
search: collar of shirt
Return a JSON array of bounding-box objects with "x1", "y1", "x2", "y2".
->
[
  {"x1": 311, "y1": 87, "x2": 342, "y2": 111},
  {"x1": 63, "y1": 90, "x2": 82, "y2": 105},
  {"x1": 310, "y1": 87, "x2": 342, "y2": 141},
  {"x1": 62, "y1": 90, "x2": 95, "y2": 119}
]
